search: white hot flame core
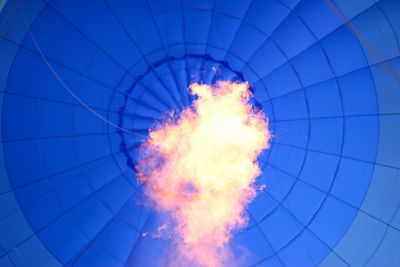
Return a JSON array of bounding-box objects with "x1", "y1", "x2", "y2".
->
[{"x1": 137, "y1": 81, "x2": 271, "y2": 267}]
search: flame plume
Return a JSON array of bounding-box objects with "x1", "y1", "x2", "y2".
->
[{"x1": 136, "y1": 81, "x2": 271, "y2": 267}]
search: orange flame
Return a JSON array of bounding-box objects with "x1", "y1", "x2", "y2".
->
[{"x1": 136, "y1": 81, "x2": 271, "y2": 267}]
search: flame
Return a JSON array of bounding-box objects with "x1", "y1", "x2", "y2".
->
[{"x1": 136, "y1": 81, "x2": 271, "y2": 267}]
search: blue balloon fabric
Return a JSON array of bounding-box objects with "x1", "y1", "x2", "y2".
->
[{"x1": 0, "y1": 0, "x2": 399, "y2": 266}]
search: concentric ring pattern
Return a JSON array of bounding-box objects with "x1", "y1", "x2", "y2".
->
[{"x1": 1, "y1": 0, "x2": 399, "y2": 266}]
